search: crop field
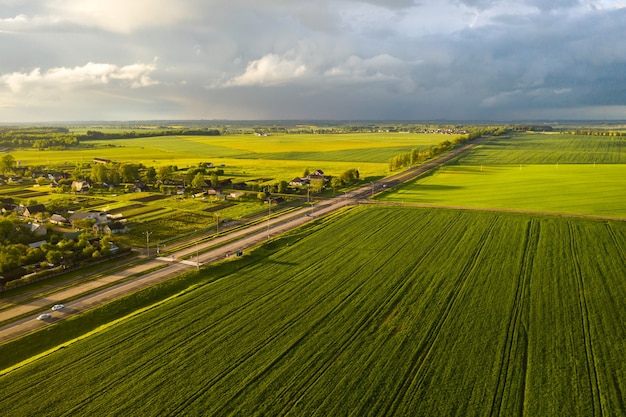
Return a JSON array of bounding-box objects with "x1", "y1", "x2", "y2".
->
[
  {"x1": 456, "y1": 133, "x2": 626, "y2": 165},
  {"x1": 379, "y1": 133, "x2": 626, "y2": 217},
  {"x1": 380, "y1": 164, "x2": 626, "y2": 217},
  {"x1": 8, "y1": 132, "x2": 444, "y2": 183},
  {"x1": 2, "y1": 206, "x2": 625, "y2": 416}
]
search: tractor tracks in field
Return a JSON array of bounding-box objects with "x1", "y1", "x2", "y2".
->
[
  {"x1": 382, "y1": 215, "x2": 500, "y2": 416},
  {"x1": 489, "y1": 218, "x2": 538, "y2": 417},
  {"x1": 567, "y1": 221, "x2": 604, "y2": 417},
  {"x1": 165, "y1": 247, "x2": 399, "y2": 416}
]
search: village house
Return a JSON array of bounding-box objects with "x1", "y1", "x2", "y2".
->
[
  {"x1": 94, "y1": 221, "x2": 129, "y2": 235},
  {"x1": 229, "y1": 191, "x2": 245, "y2": 200},
  {"x1": 23, "y1": 204, "x2": 47, "y2": 219},
  {"x1": 69, "y1": 211, "x2": 108, "y2": 229},
  {"x1": 289, "y1": 177, "x2": 309, "y2": 187},
  {"x1": 49, "y1": 214, "x2": 68, "y2": 225},
  {"x1": 0, "y1": 197, "x2": 15, "y2": 213},
  {"x1": 24, "y1": 222, "x2": 47, "y2": 237},
  {"x1": 71, "y1": 180, "x2": 91, "y2": 193}
]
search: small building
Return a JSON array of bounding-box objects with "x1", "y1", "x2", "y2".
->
[
  {"x1": 49, "y1": 214, "x2": 68, "y2": 225},
  {"x1": 69, "y1": 211, "x2": 109, "y2": 228},
  {"x1": 229, "y1": 191, "x2": 245, "y2": 199},
  {"x1": 71, "y1": 180, "x2": 91, "y2": 193},
  {"x1": 28, "y1": 240, "x2": 47, "y2": 249},
  {"x1": 1, "y1": 197, "x2": 15, "y2": 212},
  {"x1": 24, "y1": 222, "x2": 48, "y2": 237},
  {"x1": 289, "y1": 177, "x2": 309, "y2": 187},
  {"x1": 93, "y1": 158, "x2": 112, "y2": 165},
  {"x1": 95, "y1": 221, "x2": 129, "y2": 235},
  {"x1": 23, "y1": 204, "x2": 47, "y2": 218},
  {"x1": 206, "y1": 186, "x2": 223, "y2": 195}
]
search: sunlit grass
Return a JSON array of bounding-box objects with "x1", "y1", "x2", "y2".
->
[{"x1": 380, "y1": 163, "x2": 626, "y2": 217}]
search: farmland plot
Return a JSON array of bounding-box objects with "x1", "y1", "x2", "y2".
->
[
  {"x1": 1, "y1": 207, "x2": 625, "y2": 416},
  {"x1": 380, "y1": 133, "x2": 626, "y2": 217}
]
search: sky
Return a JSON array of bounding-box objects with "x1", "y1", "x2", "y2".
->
[{"x1": 0, "y1": 0, "x2": 625, "y2": 122}]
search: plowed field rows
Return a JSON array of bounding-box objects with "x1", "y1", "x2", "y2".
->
[{"x1": 1, "y1": 206, "x2": 625, "y2": 416}]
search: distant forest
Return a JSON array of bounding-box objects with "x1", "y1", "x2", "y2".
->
[{"x1": 0, "y1": 127, "x2": 221, "y2": 150}]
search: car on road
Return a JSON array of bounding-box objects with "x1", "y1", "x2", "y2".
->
[
  {"x1": 37, "y1": 313, "x2": 51, "y2": 320},
  {"x1": 51, "y1": 304, "x2": 64, "y2": 311}
]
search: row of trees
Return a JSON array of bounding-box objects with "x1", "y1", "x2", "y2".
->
[
  {"x1": 0, "y1": 127, "x2": 78, "y2": 149},
  {"x1": 0, "y1": 126, "x2": 221, "y2": 150},
  {"x1": 81, "y1": 129, "x2": 220, "y2": 140},
  {"x1": 567, "y1": 130, "x2": 626, "y2": 137},
  {"x1": 388, "y1": 139, "x2": 458, "y2": 171},
  {"x1": 388, "y1": 127, "x2": 507, "y2": 171}
]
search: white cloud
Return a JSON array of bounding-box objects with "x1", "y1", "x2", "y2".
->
[
  {"x1": 1, "y1": 61, "x2": 158, "y2": 92},
  {"x1": 223, "y1": 53, "x2": 307, "y2": 87}
]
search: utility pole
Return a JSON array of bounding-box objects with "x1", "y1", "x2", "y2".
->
[
  {"x1": 143, "y1": 231, "x2": 152, "y2": 257},
  {"x1": 195, "y1": 234, "x2": 200, "y2": 269},
  {"x1": 267, "y1": 197, "x2": 272, "y2": 239}
]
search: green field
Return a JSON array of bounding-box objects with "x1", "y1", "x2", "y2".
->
[
  {"x1": 457, "y1": 133, "x2": 626, "y2": 165},
  {"x1": 379, "y1": 133, "x2": 626, "y2": 217},
  {"x1": 2, "y1": 206, "x2": 625, "y2": 416},
  {"x1": 10, "y1": 132, "x2": 443, "y2": 183}
]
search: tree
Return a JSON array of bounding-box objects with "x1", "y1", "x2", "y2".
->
[
  {"x1": 330, "y1": 177, "x2": 342, "y2": 193},
  {"x1": 74, "y1": 218, "x2": 96, "y2": 231},
  {"x1": 303, "y1": 168, "x2": 310, "y2": 177},
  {"x1": 145, "y1": 166, "x2": 157, "y2": 184},
  {"x1": 0, "y1": 154, "x2": 16, "y2": 174},
  {"x1": 72, "y1": 165, "x2": 84, "y2": 180},
  {"x1": 46, "y1": 250, "x2": 63, "y2": 265},
  {"x1": 119, "y1": 163, "x2": 139, "y2": 183},
  {"x1": 339, "y1": 168, "x2": 360, "y2": 185},
  {"x1": 157, "y1": 165, "x2": 173, "y2": 182},
  {"x1": 91, "y1": 164, "x2": 109, "y2": 184},
  {"x1": 210, "y1": 173, "x2": 219, "y2": 187},
  {"x1": 191, "y1": 172, "x2": 205, "y2": 189},
  {"x1": 277, "y1": 180, "x2": 289, "y2": 193},
  {"x1": 257, "y1": 192, "x2": 267, "y2": 201},
  {"x1": 310, "y1": 177, "x2": 325, "y2": 193}
]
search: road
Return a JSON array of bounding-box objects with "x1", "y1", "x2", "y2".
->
[{"x1": 0, "y1": 137, "x2": 488, "y2": 343}]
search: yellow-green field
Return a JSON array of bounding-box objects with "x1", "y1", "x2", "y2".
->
[
  {"x1": 11, "y1": 132, "x2": 445, "y2": 182},
  {"x1": 379, "y1": 133, "x2": 626, "y2": 218}
]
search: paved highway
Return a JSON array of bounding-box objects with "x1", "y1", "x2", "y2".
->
[{"x1": 0, "y1": 137, "x2": 489, "y2": 343}]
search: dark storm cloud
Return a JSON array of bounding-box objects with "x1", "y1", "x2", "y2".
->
[{"x1": 0, "y1": 0, "x2": 624, "y2": 121}]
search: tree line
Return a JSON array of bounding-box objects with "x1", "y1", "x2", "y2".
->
[
  {"x1": 388, "y1": 127, "x2": 506, "y2": 171},
  {"x1": 81, "y1": 129, "x2": 221, "y2": 140},
  {"x1": 0, "y1": 126, "x2": 221, "y2": 150},
  {"x1": 565, "y1": 130, "x2": 626, "y2": 137},
  {"x1": 0, "y1": 127, "x2": 78, "y2": 150}
]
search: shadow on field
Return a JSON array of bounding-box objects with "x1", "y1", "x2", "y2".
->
[
  {"x1": 414, "y1": 184, "x2": 465, "y2": 191},
  {"x1": 261, "y1": 259, "x2": 299, "y2": 267}
]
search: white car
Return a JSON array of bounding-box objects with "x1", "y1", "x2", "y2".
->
[
  {"x1": 51, "y1": 304, "x2": 64, "y2": 311},
  {"x1": 37, "y1": 313, "x2": 51, "y2": 320}
]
